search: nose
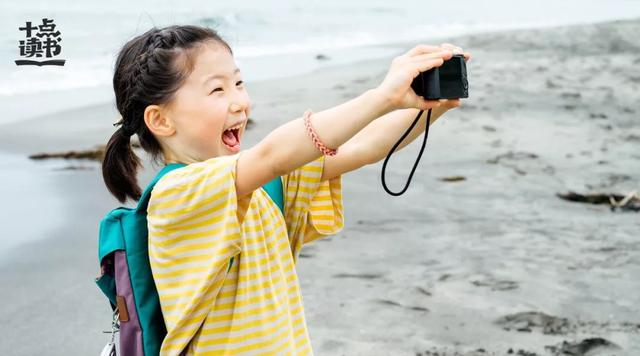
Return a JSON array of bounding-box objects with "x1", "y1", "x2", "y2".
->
[{"x1": 230, "y1": 88, "x2": 251, "y2": 115}]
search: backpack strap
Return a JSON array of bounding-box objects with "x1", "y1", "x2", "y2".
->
[
  {"x1": 136, "y1": 163, "x2": 187, "y2": 213},
  {"x1": 263, "y1": 176, "x2": 285, "y2": 215}
]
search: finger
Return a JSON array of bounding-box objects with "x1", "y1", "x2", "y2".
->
[
  {"x1": 412, "y1": 57, "x2": 446, "y2": 73},
  {"x1": 405, "y1": 44, "x2": 442, "y2": 58},
  {"x1": 463, "y1": 52, "x2": 472, "y2": 61},
  {"x1": 408, "y1": 50, "x2": 452, "y2": 63},
  {"x1": 417, "y1": 97, "x2": 444, "y2": 111},
  {"x1": 439, "y1": 43, "x2": 463, "y2": 54},
  {"x1": 444, "y1": 99, "x2": 461, "y2": 107},
  {"x1": 409, "y1": 94, "x2": 443, "y2": 110},
  {"x1": 434, "y1": 98, "x2": 461, "y2": 106}
]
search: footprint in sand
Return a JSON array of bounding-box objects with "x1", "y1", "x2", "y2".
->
[
  {"x1": 332, "y1": 272, "x2": 383, "y2": 280},
  {"x1": 374, "y1": 298, "x2": 429, "y2": 312},
  {"x1": 470, "y1": 276, "x2": 519, "y2": 291}
]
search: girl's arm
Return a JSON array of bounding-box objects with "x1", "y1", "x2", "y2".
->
[
  {"x1": 320, "y1": 103, "x2": 457, "y2": 181},
  {"x1": 235, "y1": 88, "x2": 395, "y2": 200},
  {"x1": 268, "y1": 88, "x2": 393, "y2": 171},
  {"x1": 235, "y1": 45, "x2": 453, "y2": 199}
]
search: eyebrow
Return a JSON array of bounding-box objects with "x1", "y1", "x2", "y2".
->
[{"x1": 203, "y1": 68, "x2": 241, "y2": 85}]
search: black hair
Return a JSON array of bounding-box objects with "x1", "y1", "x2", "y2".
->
[{"x1": 102, "y1": 25, "x2": 233, "y2": 203}]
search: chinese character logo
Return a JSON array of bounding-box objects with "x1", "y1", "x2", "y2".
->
[{"x1": 15, "y1": 18, "x2": 66, "y2": 66}]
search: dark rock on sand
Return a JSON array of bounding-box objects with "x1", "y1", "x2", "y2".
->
[
  {"x1": 29, "y1": 146, "x2": 106, "y2": 161},
  {"x1": 544, "y1": 337, "x2": 620, "y2": 356},
  {"x1": 53, "y1": 165, "x2": 95, "y2": 171},
  {"x1": 28, "y1": 142, "x2": 145, "y2": 161},
  {"x1": 439, "y1": 175, "x2": 467, "y2": 182},
  {"x1": 512, "y1": 350, "x2": 539, "y2": 356},
  {"x1": 556, "y1": 191, "x2": 640, "y2": 212},
  {"x1": 495, "y1": 311, "x2": 572, "y2": 335}
]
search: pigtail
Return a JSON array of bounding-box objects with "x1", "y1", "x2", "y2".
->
[{"x1": 102, "y1": 126, "x2": 142, "y2": 203}]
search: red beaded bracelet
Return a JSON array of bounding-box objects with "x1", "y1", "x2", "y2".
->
[{"x1": 303, "y1": 109, "x2": 338, "y2": 156}]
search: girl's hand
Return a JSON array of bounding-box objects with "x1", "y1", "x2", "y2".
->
[
  {"x1": 376, "y1": 44, "x2": 454, "y2": 111},
  {"x1": 435, "y1": 43, "x2": 472, "y2": 110}
]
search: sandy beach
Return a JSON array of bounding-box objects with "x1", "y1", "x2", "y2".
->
[{"x1": 0, "y1": 18, "x2": 638, "y2": 355}]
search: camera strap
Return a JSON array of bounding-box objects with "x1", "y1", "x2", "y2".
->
[{"x1": 381, "y1": 108, "x2": 431, "y2": 196}]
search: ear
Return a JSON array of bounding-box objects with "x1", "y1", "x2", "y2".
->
[{"x1": 144, "y1": 104, "x2": 175, "y2": 137}]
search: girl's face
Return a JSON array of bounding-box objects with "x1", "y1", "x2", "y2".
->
[{"x1": 162, "y1": 42, "x2": 251, "y2": 162}]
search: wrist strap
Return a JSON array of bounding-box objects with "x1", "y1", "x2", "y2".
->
[{"x1": 381, "y1": 109, "x2": 431, "y2": 196}]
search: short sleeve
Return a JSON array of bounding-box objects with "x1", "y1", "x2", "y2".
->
[
  {"x1": 147, "y1": 152, "x2": 245, "y2": 355},
  {"x1": 281, "y1": 155, "x2": 344, "y2": 262}
]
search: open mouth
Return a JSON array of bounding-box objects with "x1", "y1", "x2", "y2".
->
[{"x1": 221, "y1": 126, "x2": 241, "y2": 150}]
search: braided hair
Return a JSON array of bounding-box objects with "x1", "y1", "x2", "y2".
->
[{"x1": 102, "y1": 25, "x2": 232, "y2": 203}]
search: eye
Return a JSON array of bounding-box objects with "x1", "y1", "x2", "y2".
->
[{"x1": 209, "y1": 80, "x2": 244, "y2": 94}]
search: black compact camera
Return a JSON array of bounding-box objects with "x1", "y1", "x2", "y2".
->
[{"x1": 411, "y1": 54, "x2": 468, "y2": 100}]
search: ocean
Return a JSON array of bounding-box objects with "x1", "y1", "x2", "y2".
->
[{"x1": 1, "y1": 0, "x2": 639, "y2": 124}]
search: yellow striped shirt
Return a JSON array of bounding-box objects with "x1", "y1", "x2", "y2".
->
[{"x1": 147, "y1": 151, "x2": 344, "y2": 355}]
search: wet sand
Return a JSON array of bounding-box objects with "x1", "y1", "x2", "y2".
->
[{"x1": 0, "y1": 18, "x2": 638, "y2": 355}]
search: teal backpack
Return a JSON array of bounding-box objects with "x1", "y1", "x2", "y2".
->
[{"x1": 96, "y1": 163, "x2": 284, "y2": 356}]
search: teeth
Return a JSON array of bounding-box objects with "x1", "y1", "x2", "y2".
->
[{"x1": 226, "y1": 122, "x2": 244, "y2": 131}]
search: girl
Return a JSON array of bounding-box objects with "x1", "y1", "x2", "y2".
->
[{"x1": 101, "y1": 25, "x2": 470, "y2": 355}]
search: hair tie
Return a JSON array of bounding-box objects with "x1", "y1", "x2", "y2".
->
[
  {"x1": 121, "y1": 121, "x2": 137, "y2": 137},
  {"x1": 113, "y1": 117, "x2": 136, "y2": 137}
]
